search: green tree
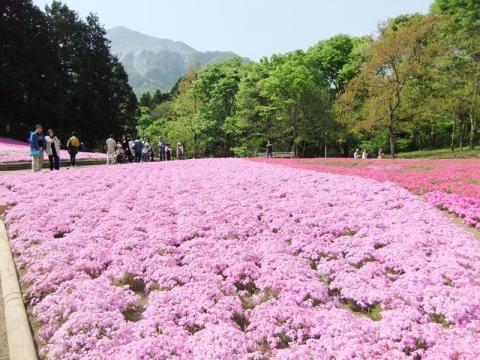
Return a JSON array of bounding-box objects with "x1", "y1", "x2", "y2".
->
[{"x1": 336, "y1": 17, "x2": 438, "y2": 157}]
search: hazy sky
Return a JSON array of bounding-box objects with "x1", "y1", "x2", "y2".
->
[{"x1": 33, "y1": 0, "x2": 433, "y2": 60}]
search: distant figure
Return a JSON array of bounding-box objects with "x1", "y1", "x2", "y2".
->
[
  {"x1": 362, "y1": 150, "x2": 368, "y2": 160},
  {"x1": 133, "y1": 136, "x2": 143, "y2": 163},
  {"x1": 158, "y1": 139, "x2": 166, "y2": 161},
  {"x1": 353, "y1": 148, "x2": 360, "y2": 159},
  {"x1": 142, "y1": 138, "x2": 152, "y2": 162},
  {"x1": 378, "y1": 148, "x2": 385, "y2": 159},
  {"x1": 176, "y1": 142, "x2": 185, "y2": 160},
  {"x1": 106, "y1": 134, "x2": 116, "y2": 165},
  {"x1": 114, "y1": 142, "x2": 127, "y2": 164},
  {"x1": 67, "y1": 131, "x2": 80, "y2": 167},
  {"x1": 29, "y1": 124, "x2": 45, "y2": 172},
  {"x1": 266, "y1": 141, "x2": 273, "y2": 158},
  {"x1": 165, "y1": 144, "x2": 172, "y2": 161},
  {"x1": 45, "y1": 128, "x2": 60, "y2": 170},
  {"x1": 121, "y1": 135, "x2": 133, "y2": 163}
]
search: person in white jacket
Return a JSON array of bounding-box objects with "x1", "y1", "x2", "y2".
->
[
  {"x1": 105, "y1": 135, "x2": 116, "y2": 165},
  {"x1": 45, "y1": 129, "x2": 61, "y2": 170}
]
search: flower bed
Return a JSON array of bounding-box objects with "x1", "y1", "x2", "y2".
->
[
  {"x1": 1, "y1": 159, "x2": 480, "y2": 359},
  {"x1": 252, "y1": 158, "x2": 480, "y2": 228},
  {"x1": 0, "y1": 136, "x2": 104, "y2": 163}
]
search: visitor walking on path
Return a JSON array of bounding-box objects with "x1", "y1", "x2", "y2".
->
[
  {"x1": 106, "y1": 135, "x2": 116, "y2": 165},
  {"x1": 29, "y1": 123, "x2": 45, "y2": 172},
  {"x1": 266, "y1": 141, "x2": 273, "y2": 158},
  {"x1": 158, "y1": 139, "x2": 166, "y2": 161},
  {"x1": 176, "y1": 142, "x2": 185, "y2": 160},
  {"x1": 67, "y1": 131, "x2": 80, "y2": 167},
  {"x1": 133, "y1": 136, "x2": 143, "y2": 163},
  {"x1": 45, "y1": 128, "x2": 61, "y2": 170}
]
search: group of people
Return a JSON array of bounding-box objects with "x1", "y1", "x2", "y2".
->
[
  {"x1": 29, "y1": 124, "x2": 83, "y2": 171},
  {"x1": 105, "y1": 135, "x2": 185, "y2": 165},
  {"x1": 353, "y1": 148, "x2": 385, "y2": 159}
]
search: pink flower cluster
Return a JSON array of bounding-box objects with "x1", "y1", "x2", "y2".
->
[
  {"x1": 253, "y1": 158, "x2": 480, "y2": 228},
  {"x1": 1, "y1": 159, "x2": 480, "y2": 359},
  {"x1": 0, "y1": 136, "x2": 104, "y2": 163}
]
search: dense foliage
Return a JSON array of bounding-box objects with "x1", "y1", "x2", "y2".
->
[
  {"x1": 0, "y1": 0, "x2": 137, "y2": 148},
  {"x1": 139, "y1": 0, "x2": 479, "y2": 158}
]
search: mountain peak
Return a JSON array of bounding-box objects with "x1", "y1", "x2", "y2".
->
[{"x1": 106, "y1": 26, "x2": 245, "y2": 96}]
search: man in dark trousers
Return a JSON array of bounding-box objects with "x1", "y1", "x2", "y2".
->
[
  {"x1": 158, "y1": 138, "x2": 166, "y2": 161},
  {"x1": 266, "y1": 140, "x2": 273, "y2": 158}
]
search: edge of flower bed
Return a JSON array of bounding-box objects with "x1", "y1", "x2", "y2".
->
[
  {"x1": 0, "y1": 220, "x2": 38, "y2": 360},
  {"x1": 0, "y1": 158, "x2": 105, "y2": 171}
]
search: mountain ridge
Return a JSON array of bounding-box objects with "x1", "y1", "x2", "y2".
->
[{"x1": 106, "y1": 26, "x2": 247, "y2": 96}]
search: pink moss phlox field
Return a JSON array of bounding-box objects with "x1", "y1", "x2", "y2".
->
[
  {"x1": 0, "y1": 136, "x2": 104, "y2": 163},
  {"x1": 253, "y1": 158, "x2": 480, "y2": 228},
  {"x1": 1, "y1": 159, "x2": 480, "y2": 359}
]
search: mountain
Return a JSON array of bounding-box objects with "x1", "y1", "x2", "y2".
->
[{"x1": 106, "y1": 26, "x2": 247, "y2": 96}]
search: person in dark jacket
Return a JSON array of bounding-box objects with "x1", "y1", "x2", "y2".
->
[
  {"x1": 122, "y1": 135, "x2": 133, "y2": 163},
  {"x1": 266, "y1": 140, "x2": 273, "y2": 158},
  {"x1": 133, "y1": 136, "x2": 143, "y2": 162},
  {"x1": 158, "y1": 138, "x2": 166, "y2": 161}
]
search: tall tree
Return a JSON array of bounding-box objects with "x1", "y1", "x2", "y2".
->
[{"x1": 335, "y1": 16, "x2": 438, "y2": 157}]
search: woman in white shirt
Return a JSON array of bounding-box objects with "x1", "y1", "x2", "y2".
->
[
  {"x1": 45, "y1": 129, "x2": 61, "y2": 170},
  {"x1": 362, "y1": 150, "x2": 368, "y2": 159}
]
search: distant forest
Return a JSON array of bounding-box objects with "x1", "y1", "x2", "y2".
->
[
  {"x1": 2, "y1": 0, "x2": 479, "y2": 157},
  {"x1": 1, "y1": 0, "x2": 137, "y2": 147},
  {"x1": 137, "y1": 0, "x2": 479, "y2": 158}
]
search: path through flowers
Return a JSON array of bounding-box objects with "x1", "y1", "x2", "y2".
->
[{"x1": 1, "y1": 159, "x2": 480, "y2": 359}]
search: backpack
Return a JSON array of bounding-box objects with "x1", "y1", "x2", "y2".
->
[{"x1": 69, "y1": 136, "x2": 80, "y2": 148}]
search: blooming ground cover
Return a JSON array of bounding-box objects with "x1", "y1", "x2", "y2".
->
[
  {"x1": 0, "y1": 159, "x2": 480, "y2": 359},
  {"x1": 0, "y1": 136, "x2": 104, "y2": 163},
  {"x1": 253, "y1": 158, "x2": 480, "y2": 229}
]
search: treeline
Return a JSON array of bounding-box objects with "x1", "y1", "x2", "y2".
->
[
  {"x1": 138, "y1": 0, "x2": 479, "y2": 158},
  {"x1": 0, "y1": 0, "x2": 137, "y2": 147}
]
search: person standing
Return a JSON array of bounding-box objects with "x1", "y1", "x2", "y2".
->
[
  {"x1": 165, "y1": 144, "x2": 172, "y2": 161},
  {"x1": 266, "y1": 141, "x2": 273, "y2": 158},
  {"x1": 378, "y1": 148, "x2": 385, "y2": 159},
  {"x1": 353, "y1": 149, "x2": 361, "y2": 159},
  {"x1": 45, "y1": 129, "x2": 61, "y2": 170},
  {"x1": 67, "y1": 131, "x2": 80, "y2": 167},
  {"x1": 176, "y1": 142, "x2": 185, "y2": 160},
  {"x1": 142, "y1": 138, "x2": 152, "y2": 162},
  {"x1": 362, "y1": 149, "x2": 368, "y2": 160},
  {"x1": 158, "y1": 138, "x2": 166, "y2": 161},
  {"x1": 122, "y1": 135, "x2": 133, "y2": 163},
  {"x1": 133, "y1": 136, "x2": 143, "y2": 163},
  {"x1": 29, "y1": 124, "x2": 45, "y2": 172},
  {"x1": 105, "y1": 135, "x2": 116, "y2": 165}
]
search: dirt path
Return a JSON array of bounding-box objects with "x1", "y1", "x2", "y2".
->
[{"x1": 0, "y1": 274, "x2": 10, "y2": 360}]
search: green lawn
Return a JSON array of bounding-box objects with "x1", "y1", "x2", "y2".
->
[{"x1": 396, "y1": 148, "x2": 480, "y2": 159}]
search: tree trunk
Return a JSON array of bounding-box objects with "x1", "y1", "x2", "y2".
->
[
  {"x1": 460, "y1": 119, "x2": 465, "y2": 150},
  {"x1": 450, "y1": 112, "x2": 456, "y2": 152},
  {"x1": 469, "y1": 71, "x2": 479, "y2": 149},
  {"x1": 389, "y1": 127, "x2": 396, "y2": 158}
]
